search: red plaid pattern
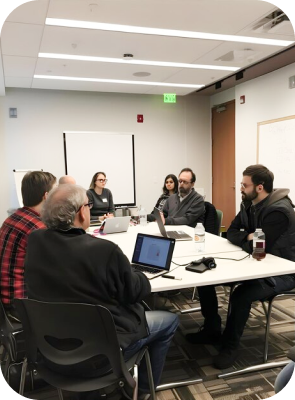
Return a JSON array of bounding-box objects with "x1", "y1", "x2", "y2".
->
[{"x1": 0, "y1": 207, "x2": 45, "y2": 307}]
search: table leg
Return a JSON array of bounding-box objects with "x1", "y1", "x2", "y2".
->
[
  {"x1": 218, "y1": 359, "x2": 289, "y2": 378},
  {"x1": 156, "y1": 377, "x2": 203, "y2": 390}
]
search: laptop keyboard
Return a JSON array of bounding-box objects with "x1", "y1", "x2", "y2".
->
[
  {"x1": 167, "y1": 231, "x2": 191, "y2": 239},
  {"x1": 132, "y1": 264, "x2": 160, "y2": 274}
]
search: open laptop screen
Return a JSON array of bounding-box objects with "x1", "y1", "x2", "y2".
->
[{"x1": 132, "y1": 233, "x2": 175, "y2": 270}]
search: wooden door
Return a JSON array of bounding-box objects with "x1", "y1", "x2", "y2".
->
[{"x1": 212, "y1": 100, "x2": 236, "y2": 230}]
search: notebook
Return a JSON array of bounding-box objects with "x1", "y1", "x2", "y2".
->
[
  {"x1": 99, "y1": 216, "x2": 131, "y2": 234},
  {"x1": 153, "y1": 207, "x2": 193, "y2": 241},
  {"x1": 131, "y1": 233, "x2": 175, "y2": 279}
]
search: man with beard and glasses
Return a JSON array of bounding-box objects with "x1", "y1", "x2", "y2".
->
[
  {"x1": 160, "y1": 168, "x2": 205, "y2": 227},
  {"x1": 186, "y1": 164, "x2": 295, "y2": 369}
]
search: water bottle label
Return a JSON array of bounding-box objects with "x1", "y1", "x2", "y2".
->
[
  {"x1": 195, "y1": 234, "x2": 205, "y2": 243},
  {"x1": 139, "y1": 213, "x2": 147, "y2": 226},
  {"x1": 255, "y1": 241, "x2": 265, "y2": 249}
]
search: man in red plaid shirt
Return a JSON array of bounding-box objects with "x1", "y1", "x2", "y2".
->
[{"x1": 0, "y1": 171, "x2": 56, "y2": 319}]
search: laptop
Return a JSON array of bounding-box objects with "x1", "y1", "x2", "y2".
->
[
  {"x1": 90, "y1": 219, "x2": 102, "y2": 227},
  {"x1": 153, "y1": 207, "x2": 193, "y2": 241},
  {"x1": 131, "y1": 233, "x2": 175, "y2": 279},
  {"x1": 99, "y1": 216, "x2": 131, "y2": 234}
]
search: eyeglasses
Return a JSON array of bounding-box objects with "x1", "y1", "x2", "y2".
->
[
  {"x1": 96, "y1": 179, "x2": 108, "y2": 183},
  {"x1": 178, "y1": 179, "x2": 192, "y2": 185},
  {"x1": 240, "y1": 182, "x2": 254, "y2": 190},
  {"x1": 76, "y1": 201, "x2": 93, "y2": 213},
  {"x1": 240, "y1": 182, "x2": 263, "y2": 190}
]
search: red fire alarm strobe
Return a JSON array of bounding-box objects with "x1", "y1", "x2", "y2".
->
[
  {"x1": 137, "y1": 114, "x2": 144, "y2": 123},
  {"x1": 240, "y1": 95, "x2": 245, "y2": 104}
]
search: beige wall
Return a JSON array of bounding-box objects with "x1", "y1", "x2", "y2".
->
[
  {"x1": 0, "y1": 88, "x2": 211, "y2": 223},
  {"x1": 0, "y1": 96, "x2": 10, "y2": 222},
  {"x1": 3, "y1": 62, "x2": 294, "y2": 223},
  {"x1": 211, "y1": 62, "x2": 295, "y2": 211}
]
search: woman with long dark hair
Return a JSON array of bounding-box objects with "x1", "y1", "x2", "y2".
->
[{"x1": 147, "y1": 174, "x2": 178, "y2": 222}]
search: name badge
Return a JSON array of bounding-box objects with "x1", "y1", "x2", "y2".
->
[{"x1": 102, "y1": 198, "x2": 108, "y2": 203}]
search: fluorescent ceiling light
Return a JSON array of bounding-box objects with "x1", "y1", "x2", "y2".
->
[
  {"x1": 39, "y1": 53, "x2": 240, "y2": 72},
  {"x1": 34, "y1": 75, "x2": 204, "y2": 88},
  {"x1": 46, "y1": 18, "x2": 294, "y2": 47}
]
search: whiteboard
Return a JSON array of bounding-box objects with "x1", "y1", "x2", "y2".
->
[
  {"x1": 64, "y1": 132, "x2": 136, "y2": 206},
  {"x1": 257, "y1": 115, "x2": 295, "y2": 202}
]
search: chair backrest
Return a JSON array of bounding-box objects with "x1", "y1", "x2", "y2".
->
[
  {"x1": 216, "y1": 209, "x2": 223, "y2": 235},
  {"x1": 204, "y1": 202, "x2": 220, "y2": 236},
  {"x1": 14, "y1": 299, "x2": 131, "y2": 380},
  {"x1": 0, "y1": 299, "x2": 23, "y2": 362}
]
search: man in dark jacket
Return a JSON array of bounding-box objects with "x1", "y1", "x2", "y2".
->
[
  {"x1": 148, "y1": 168, "x2": 205, "y2": 227},
  {"x1": 186, "y1": 164, "x2": 295, "y2": 369},
  {"x1": 24, "y1": 184, "x2": 178, "y2": 397},
  {"x1": 161, "y1": 168, "x2": 205, "y2": 227}
]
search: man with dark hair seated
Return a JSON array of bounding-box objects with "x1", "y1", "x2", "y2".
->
[
  {"x1": 0, "y1": 171, "x2": 56, "y2": 320},
  {"x1": 186, "y1": 164, "x2": 295, "y2": 369}
]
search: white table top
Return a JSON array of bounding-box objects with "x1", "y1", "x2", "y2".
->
[
  {"x1": 88, "y1": 222, "x2": 295, "y2": 293},
  {"x1": 88, "y1": 222, "x2": 240, "y2": 259},
  {"x1": 150, "y1": 251, "x2": 295, "y2": 292}
]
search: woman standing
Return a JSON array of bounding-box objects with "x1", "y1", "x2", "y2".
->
[
  {"x1": 147, "y1": 174, "x2": 178, "y2": 222},
  {"x1": 87, "y1": 172, "x2": 115, "y2": 220}
]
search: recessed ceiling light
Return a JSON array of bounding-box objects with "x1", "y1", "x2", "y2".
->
[
  {"x1": 45, "y1": 18, "x2": 294, "y2": 47},
  {"x1": 39, "y1": 53, "x2": 240, "y2": 72},
  {"x1": 34, "y1": 75, "x2": 204, "y2": 88}
]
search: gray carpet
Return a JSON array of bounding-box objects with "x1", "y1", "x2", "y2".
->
[{"x1": 4, "y1": 287, "x2": 295, "y2": 400}]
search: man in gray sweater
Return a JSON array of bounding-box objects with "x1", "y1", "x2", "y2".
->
[{"x1": 161, "y1": 168, "x2": 205, "y2": 227}]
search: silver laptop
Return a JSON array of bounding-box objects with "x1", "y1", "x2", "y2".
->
[
  {"x1": 99, "y1": 216, "x2": 131, "y2": 234},
  {"x1": 153, "y1": 207, "x2": 193, "y2": 241},
  {"x1": 131, "y1": 233, "x2": 175, "y2": 279}
]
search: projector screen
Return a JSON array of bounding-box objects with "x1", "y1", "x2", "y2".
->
[{"x1": 64, "y1": 131, "x2": 136, "y2": 206}]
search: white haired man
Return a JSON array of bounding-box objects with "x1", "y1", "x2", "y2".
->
[{"x1": 24, "y1": 184, "x2": 178, "y2": 399}]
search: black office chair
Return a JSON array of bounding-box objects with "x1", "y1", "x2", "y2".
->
[
  {"x1": 216, "y1": 209, "x2": 223, "y2": 236},
  {"x1": 227, "y1": 284, "x2": 295, "y2": 363},
  {"x1": 189, "y1": 202, "x2": 221, "y2": 304},
  {"x1": 275, "y1": 345, "x2": 295, "y2": 393},
  {"x1": 0, "y1": 300, "x2": 25, "y2": 385},
  {"x1": 15, "y1": 299, "x2": 156, "y2": 400},
  {"x1": 203, "y1": 201, "x2": 220, "y2": 236}
]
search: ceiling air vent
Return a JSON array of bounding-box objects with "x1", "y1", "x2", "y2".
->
[
  {"x1": 216, "y1": 49, "x2": 258, "y2": 63},
  {"x1": 252, "y1": 9, "x2": 293, "y2": 35}
]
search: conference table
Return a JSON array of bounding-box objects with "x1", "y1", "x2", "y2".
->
[{"x1": 88, "y1": 222, "x2": 295, "y2": 386}]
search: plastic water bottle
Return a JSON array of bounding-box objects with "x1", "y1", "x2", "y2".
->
[
  {"x1": 194, "y1": 223, "x2": 205, "y2": 252},
  {"x1": 252, "y1": 228, "x2": 266, "y2": 261},
  {"x1": 139, "y1": 206, "x2": 147, "y2": 226}
]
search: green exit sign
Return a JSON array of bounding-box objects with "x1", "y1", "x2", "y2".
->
[{"x1": 164, "y1": 93, "x2": 176, "y2": 103}]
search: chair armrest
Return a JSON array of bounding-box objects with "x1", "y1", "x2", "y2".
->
[
  {"x1": 287, "y1": 346, "x2": 295, "y2": 362},
  {"x1": 134, "y1": 346, "x2": 148, "y2": 367}
]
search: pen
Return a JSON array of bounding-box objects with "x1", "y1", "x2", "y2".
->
[{"x1": 162, "y1": 275, "x2": 182, "y2": 280}]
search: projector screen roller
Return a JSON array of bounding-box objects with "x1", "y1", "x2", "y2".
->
[{"x1": 64, "y1": 131, "x2": 136, "y2": 206}]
